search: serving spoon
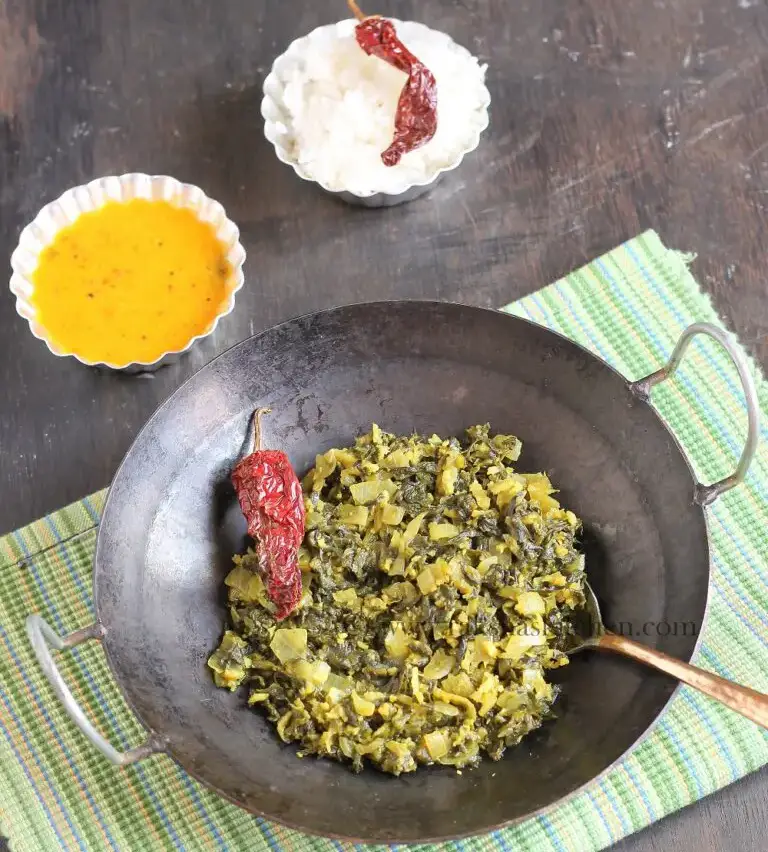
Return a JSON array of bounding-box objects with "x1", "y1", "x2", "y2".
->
[{"x1": 569, "y1": 582, "x2": 768, "y2": 729}]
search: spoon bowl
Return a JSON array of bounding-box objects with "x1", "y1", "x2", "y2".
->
[{"x1": 565, "y1": 580, "x2": 605, "y2": 653}]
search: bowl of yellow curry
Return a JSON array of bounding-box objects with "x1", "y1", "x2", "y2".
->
[{"x1": 9, "y1": 174, "x2": 246, "y2": 372}]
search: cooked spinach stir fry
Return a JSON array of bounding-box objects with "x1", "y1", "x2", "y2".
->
[{"x1": 209, "y1": 425, "x2": 586, "y2": 775}]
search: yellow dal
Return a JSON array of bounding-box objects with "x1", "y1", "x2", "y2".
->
[{"x1": 31, "y1": 199, "x2": 232, "y2": 365}]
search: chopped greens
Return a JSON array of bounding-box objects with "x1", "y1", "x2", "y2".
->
[{"x1": 209, "y1": 425, "x2": 586, "y2": 775}]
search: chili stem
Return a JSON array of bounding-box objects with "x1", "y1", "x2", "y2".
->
[
  {"x1": 347, "y1": 0, "x2": 366, "y2": 21},
  {"x1": 252, "y1": 407, "x2": 272, "y2": 452}
]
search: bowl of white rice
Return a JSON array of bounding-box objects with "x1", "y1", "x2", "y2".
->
[{"x1": 261, "y1": 18, "x2": 490, "y2": 207}]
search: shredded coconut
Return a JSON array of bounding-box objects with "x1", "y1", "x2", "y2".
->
[{"x1": 274, "y1": 21, "x2": 489, "y2": 195}]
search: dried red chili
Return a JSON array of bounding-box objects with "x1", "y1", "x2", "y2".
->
[
  {"x1": 348, "y1": 0, "x2": 438, "y2": 166},
  {"x1": 231, "y1": 408, "x2": 305, "y2": 620}
]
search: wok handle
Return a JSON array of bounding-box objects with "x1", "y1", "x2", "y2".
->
[
  {"x1": 26, "y1": 615, "x2": 166, "y2": 766},
  {"x1": 629, "y1": 322, "x2": 760, "y2": 505},
  {"x1": 598, "y1": 632, "x2": 768, "y2": 730}
]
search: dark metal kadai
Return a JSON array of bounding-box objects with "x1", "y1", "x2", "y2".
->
[{"x1": 26, "y1": 303, "x2": 759, "y2": 843}]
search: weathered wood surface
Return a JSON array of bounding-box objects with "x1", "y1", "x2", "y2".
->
[{"x1": 1, "y1": 0, "x2": 767, "y2": 848}]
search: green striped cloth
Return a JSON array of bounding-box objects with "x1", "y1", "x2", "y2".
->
[{"x1": 1, "y1": 229, "x2": 766, "y2": 852}]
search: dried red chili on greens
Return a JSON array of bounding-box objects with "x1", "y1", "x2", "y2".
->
[
  {"x1": 348, "y1": 0, "x2": 438, "y2": 166},
  {"x1": 231, "y1": 408, "x2": 305, "y2": 620}
]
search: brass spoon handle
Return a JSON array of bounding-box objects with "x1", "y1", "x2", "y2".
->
[{"x1": 599, "y1": 632, "x2": 768, "y2": 729}]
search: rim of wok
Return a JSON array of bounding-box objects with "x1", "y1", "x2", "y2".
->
[{"x1": 93, "y1": 300, "x2": 712, "y2": 842}]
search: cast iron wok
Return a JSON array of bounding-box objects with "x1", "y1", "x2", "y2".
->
[{"x1": 27, "y1": 302, "x2": 759, "y2": 843}]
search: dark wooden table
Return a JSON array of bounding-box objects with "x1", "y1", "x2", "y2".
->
[{"x1": 1, "y1": 0, "x2": 767, "y2": 849}]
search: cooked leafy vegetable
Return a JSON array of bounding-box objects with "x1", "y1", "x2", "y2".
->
[{"x1": 209, "y1": 425, "x2": 586, "y2": 775}]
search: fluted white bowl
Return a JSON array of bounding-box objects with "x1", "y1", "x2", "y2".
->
[
  {"x1": 262, "y1": 19, "x2": 491, "y2": 207},
  {"x1": 9, "y1": 173, "x2": 246, "y2": 372}
]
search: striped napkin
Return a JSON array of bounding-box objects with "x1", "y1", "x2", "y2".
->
[{"x1": 1, "y1": 230, "x2": 766, "y2": 851}]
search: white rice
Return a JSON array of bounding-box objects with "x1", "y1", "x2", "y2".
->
[{"x1": 273, "y1": 20, "x2": 489, "y2": 195}]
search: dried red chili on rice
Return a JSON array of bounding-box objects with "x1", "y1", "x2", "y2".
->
[
  {"x1": 348, "y1": 0, "x2": 438, "y2": 166},
  {"x1": 231, "y1": 409, "x2": 305, "y2": 620}
]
